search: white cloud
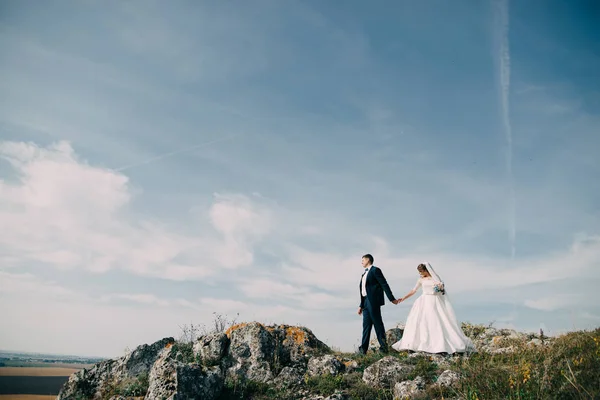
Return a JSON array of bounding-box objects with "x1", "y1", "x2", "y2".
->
[
  {"x1": 0, "y1": 271, "x2": 79, "y2": 299},
  {"x1": 0, "y1": 140, "x2": 271, "y2": 279},
  {"x1": 101, "y1": 293, "x2": 172, "y2": 307},
  {"x1": 524, "y1": 295, "x2": 583, "y2": 312}
]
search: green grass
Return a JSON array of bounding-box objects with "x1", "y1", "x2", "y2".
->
[
  {"x1": 101, "y1": 372, "x2": 149, "y2": 399},
  {"x1": 305, "y1": 372, "x2": 392, "y2": 400},
  {"x1": 171, "y1": 341, "x2": 201, "y2": 365},
  {"x1": 446, "y1": 327, "x2": 600, "y2": 400},
  {"x1": 218, "y1": 377, "x2": 296, "y2": 400}
]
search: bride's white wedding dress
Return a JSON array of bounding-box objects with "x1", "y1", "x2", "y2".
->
[{"x1": 392, "y1": 274, "x2": 476, "y2": 354}]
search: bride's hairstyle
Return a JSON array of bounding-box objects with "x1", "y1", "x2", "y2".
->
[{"x1": 417, "y1": 264, "x2": 430, "y2": 276}]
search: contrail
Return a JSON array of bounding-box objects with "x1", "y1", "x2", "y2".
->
[
  {"x1": 112, "y1": 134, "x2": 241, "y2": 172},
  {"x1": 494, "y1": 0, "x2": 515, "y2": 258}
]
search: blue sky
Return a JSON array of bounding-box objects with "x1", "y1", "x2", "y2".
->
[{"x1": 0, "y1": 0, "x2": 599, "y2": 357}]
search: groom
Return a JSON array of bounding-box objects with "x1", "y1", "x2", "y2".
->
[{"x1": 357, "y1": 254, "x2": 399, "y2": 354}]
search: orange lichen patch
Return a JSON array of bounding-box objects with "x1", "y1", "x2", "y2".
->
[
  {"x1": 492, "y1": 336, "x2": 504, "y2": 346},
  {"x1": 226, "y1": 323, "x2": 249, "y2": 337},
  {"x1": 225, "y1": 322, "x2": 264, "y2": 337},
  {"x1": 285, "y1": 327, "x2": 308, "y2": 345}
]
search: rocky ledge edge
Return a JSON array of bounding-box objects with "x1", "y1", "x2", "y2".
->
[{"x1": 56, "y1": 322, "x2": 550, "y2": 400}]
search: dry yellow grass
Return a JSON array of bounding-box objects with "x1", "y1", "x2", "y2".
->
[
  {"x1": 0, "y1": 367, "x2": 79, "y2": 376},
  {"x1": 0, "y1": 396, "x2": 56, "y2": 400}
]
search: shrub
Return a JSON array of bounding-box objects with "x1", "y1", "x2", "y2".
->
[{"x1": 171, "y1": 341, "x2": 198, "y2": 364}]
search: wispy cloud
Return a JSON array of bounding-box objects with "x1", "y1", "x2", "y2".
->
[{"x1": 494, "y1": 0, "x2": 516, "y2": 259}]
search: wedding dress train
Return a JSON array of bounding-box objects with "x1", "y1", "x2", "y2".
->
[{"x1": 391, "y1": 276, "x2": 476, "y2": 354}]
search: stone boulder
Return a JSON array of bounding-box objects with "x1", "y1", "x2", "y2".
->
[
  {"x1": 193, "y1": 332, "x2": 229, "y2": 366},
  {"x1": 435, "y1": 370, "x2": 460, "y2": 388},
  {"x1": 369, "y1": 328, "x2": 404, "y2": 352},
  {"x1": 340, "y1": 359, "x2": 359, "y2": 374},
  {"x1": 274, "y1": 366, "x2": 306, "y2": 388},
  {"x1": 393, "y1": 376, "x2": 425, "y2": 399},
  {"x1": 362, "y1": 356, "x2": 414, "y2": 388},
  {"x1": 57, "y1": 337, "x2": 174, "y2": 399},
  {"x1": 307, "y1": 355, "x2": 344, "y2": 377},
  {"x1": 145, "y1": 345, "x2": 223, "y2": 400},
  {"x1": 224, "y1": 322, "x2": 329, "y2": 383}
]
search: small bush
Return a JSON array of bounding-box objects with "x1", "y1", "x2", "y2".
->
[
  {"x1": 461, "y1": 321, "x2": 489, "y2": 339},
  {"x1": 179, "y1": 313, "x2": 240, "y2": 344},
  {"x1": 105, "y1": 372, "x2": 149, "y2": 398},
  {"x1": 171, "y1": 341, "x2": 198, "y2": 364}
]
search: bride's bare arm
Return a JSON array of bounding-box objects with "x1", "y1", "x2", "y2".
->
[
  {"x1": 400, "y1": 289, "x2": 417, "y2": 302},
  {"x1": 399, "y1": 278, "x2": 421, "y2": 302}
]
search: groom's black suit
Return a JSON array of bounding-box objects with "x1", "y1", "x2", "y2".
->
[{"x1": 359, "y1": 266, "x2": 396, "y2": 353}]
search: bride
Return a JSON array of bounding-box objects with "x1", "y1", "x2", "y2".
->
[{"x1": 391, "y1": 262, "x2": 476, "y2": 354}]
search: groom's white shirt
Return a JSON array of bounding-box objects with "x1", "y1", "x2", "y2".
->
[{"x1": 361, "y1": 266, "x2": 371, "y2": 297}]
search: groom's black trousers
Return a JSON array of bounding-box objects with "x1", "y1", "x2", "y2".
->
[{"x1": 360, "y1": 297, "x2": 387, "y2": 352}]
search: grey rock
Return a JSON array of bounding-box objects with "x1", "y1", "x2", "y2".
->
[
  {"x1": 307, "y1": 355, "x2": 344, "y2": 377},
  {"x1": 436, "y1": 370, "x2": 461, "y2": 388},
  {"x1": 57, "y1": 337, "x2": 174, "y2": 400},
  {"x1": 193, "y1": 332, "x2": 229, "y2": 366},
  {"x1": 224, "y1": 323, "x2": 329, "y2": 383},
  {"x1": 145, "y1": 346, "x2": 223, "y2": 400},
  {"x1": 490, "y1": 346, "x2": 516, "y2": 354},
  {"x1": 362, "y1": 356, "x2": 414, "y2": 388},
  {"x1": 274, "y1": 366, "x2": 306, "y2": 388},
  {"x1": 393, "y1": 376, "x2": 425, "y2": 399},
  {"x1": 341, "y1": 359, "x2": 359, "y2": 373},
  {"x1": 370, "y1": 328, "x2": 404, "y2": 352}
]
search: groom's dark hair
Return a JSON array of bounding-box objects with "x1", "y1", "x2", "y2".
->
[{"x1": 362, "y1": 254, "x2": 374, "y2": 264}]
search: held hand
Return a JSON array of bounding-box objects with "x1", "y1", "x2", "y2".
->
[{"x1": 357, "y1": 307, "x2": 363, "y2": 315}]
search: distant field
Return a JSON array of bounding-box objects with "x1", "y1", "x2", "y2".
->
[
  {"x1": 0, "y1": 362, "x2": 91, "y2": 369},
  {"x1": 0, "y1": 366, "x2": 84, "y2": 396},
  {"x1": 0, "y1": 368, "x2": 79, "y2": 377}
]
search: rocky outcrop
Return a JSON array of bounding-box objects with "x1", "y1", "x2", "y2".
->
[
  {"x1": 57, "y1": 321, "x2": 553, "y2": 400},
  {"x1": 146, "y1": 345, "x2": 223, "y2": 399},
  {"x1": 57, "y1": 337, "x2": 174, "y2": 399},
  {"x1": 224, "y1": 322, "x2": 330, "y2": 383}
]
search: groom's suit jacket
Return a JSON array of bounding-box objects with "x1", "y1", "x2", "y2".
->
[{"x1": 359, "y1": 266, "x2": 396, "y2": 309}]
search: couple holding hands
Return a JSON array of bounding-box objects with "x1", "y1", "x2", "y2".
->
[{"x1": 357, "y1": 254, "x2": 475, "y2": 355}]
